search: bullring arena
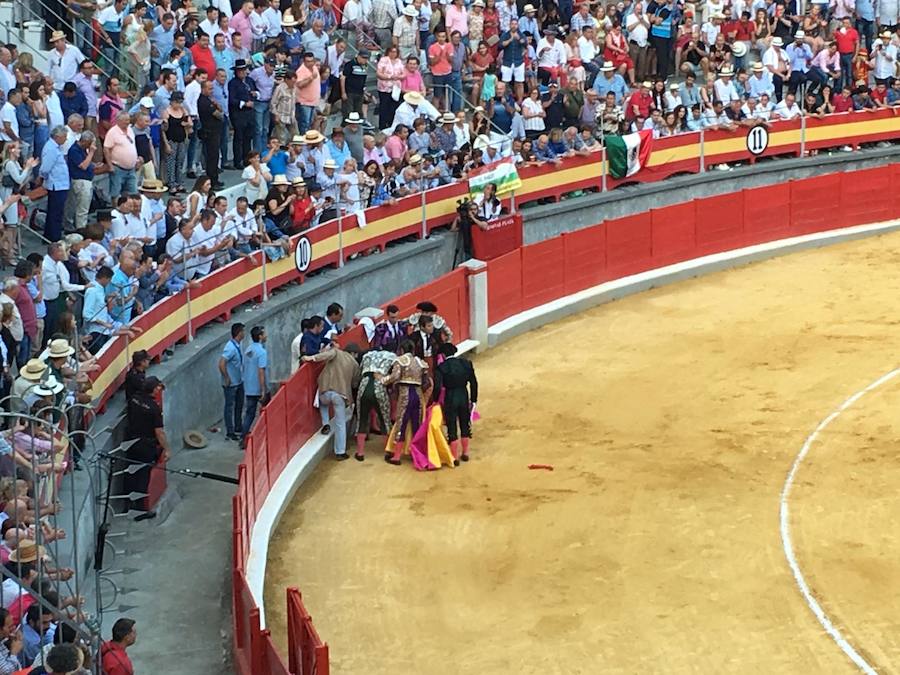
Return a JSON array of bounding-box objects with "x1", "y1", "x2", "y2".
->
[{"x1": 262, "y1": 229, "x2": 900, "y2": 674}]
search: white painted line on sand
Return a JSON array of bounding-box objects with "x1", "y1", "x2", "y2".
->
[{"x1": 780, "y1": 367, "x2": 900, "y2": 675}]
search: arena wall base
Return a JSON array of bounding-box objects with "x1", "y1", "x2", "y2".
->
[{"x1": 487, "y1": 218, "x2": 900, "y2": 349}]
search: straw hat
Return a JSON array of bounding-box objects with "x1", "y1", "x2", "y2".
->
[
  {"x1": 719, "y1": 65, "x2": 734, "y2": 77},
  {"x1": 880, "y1": 30, "x2": 893, "y2": 39},
  {"x1": 47, "y1": 338, "x2": 75, "y2": 359},
  {"x1": 291, "y1": 177, "x2": 306, "y2": 187},
  {"x1": 49, "y1": 31, "x2": 67, "y2": 43},
  {"x1": 472, "y1": 0, "x2": 484, "y2": 6},
  {"x1": 473, "y1": 134, "x2": 492, "y2": 151},
  {"x1": 9, "y1": 540, "x2": 45, "y2": 564},
  {"x1": 33, "y1": 376, "x2": 64, "y2": 397},
  {"x1": 183, "y1": 430, "x2": 208, "y2": 449},
  {"x1": 794, "y1": 29, "x2": 806, "y2": 39},
  {"x1": 271, "y1": 174, "x2": 290, "y2": 186},
  {"x1": 139, "y1": 96, "x2": 154, "y2": 108},
  {"x1": 440, "y1": 111, "x2": 456, "y2": 124},
  {"x1": 403, "y1": 91, "x2": 424, "y2": 105},
  {"x1": 302, "y1": 129, "x2": 325, "y2": 144},
  {"x1": 323, "y1": 158, "x2": 337, "y2": 169},
  {"x1": 290, "y1": 134, "x2": 305, "y2": 144},
  {"x1": 669, "y1": 83, "x2": 680, "y2": 90},
  {"x1": 19, "y1": 359, "x2": 47, "y2": 382},
  {"x1": 523, "y1": 2, "x2": 536, "y2": 11},
  {"x1": 751, "y1": 61, "x2": 764, "y2": 72},
  {"x1": 600, "y1": 60, "x2": 615, "y2": 72},
  {"x1": 344, "y1": 112, "x2": 364, "y2": 125},
  {"x1": 140, "y1": 178, "x2": 168, "y2": 194},
  {"x1": 403, "y1": 4, "x2": 418, "y2": 15},
  {"x1": 282, "y1": 9, "x2": 299, "y2": 26},
  {"x1": 641, "y1": 80, "x2": 652, "y2": 88},
  {"x1": 408, "y1": 154, "x2": 423, "y2": 165}
]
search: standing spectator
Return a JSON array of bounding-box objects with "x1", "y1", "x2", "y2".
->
[
  {"x1": 301, "y1": 342, "x2": 361, "y2": 460},
  {"x1": 183, "y1": 69, "x2": 206, "y2": 180},
  {"x1": 295, "y1": 52, "x2": 322, "y2": 135},
  {"x1": 240, "y1": 325, "x2": 268, "y2": 445},
  {"x1": 648, "y1": 0, "x2": 681, "y2": 79},
  {"x1": 376, "y1": 47, "x2": 404, "y2": 129},
  {"x1": 198, "y1": 79, "x2": 226, "y2": 190},
  {"x1": 834, "y1": 17, "x2": 860, "y2": 90},
  {"x1": 857, "y1": 0, "x2": 876, "y2": 51},
  {"x1": 72, "y1": 60, "x2": 98, "y2": 132},
  {"x1": 47, "y1": 32, "x2": 86, "y2": 92},
  {"x1": 39, "y1": 126, "x2": 70, "y2": 243},
  {"x1": 219, "y1": 322, "x2": 245, "y2": 441},
  {"x1": 65, "y1": 130, "x2": 96, "y2": 231},
  {"x1": 340, "y1": 49, "x2": 369, "y2": 117},
  {"x1": 393, "y1": 6, "x2": 420, "y2": 61},
  {"x1": 12, "y1": 262, "x2": 36, "y2": 368},
  {"x1": 0, "y1": 144, "x2": 32, "y2": 265},
  {"x1": 104, "y1": 112, "x2": 140, "y2": 198},
  {"x1": 271, "y1": 69, "x2": 298, "y2": 144},
  {"x1": 125, "y1": 376, "x2": 170, "y2": 520},
  {"x1": 162, "y1": 91, "x2": 192, "y2": 193},
  {"x1": 428, "y1": 30, "x2": 454, "y2": 109},
  {"x1": 249, "y1": 57, "x2": 276, "y2": 153},
  {"x1": 228, "y1": 59, "x2": 257, "y2": 170},
  {"x1": 101, "y1": 618, "x2": 137, "y2": 675}
]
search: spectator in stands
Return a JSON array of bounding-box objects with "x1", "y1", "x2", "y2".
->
[
  {"x1": 44, "y1": 642, "x2": 86, "y2": 674},
  {"x1": 101, "y1": 618, "x2": 136, "y2": 675},
  {"x1": 240, "y1": 325, "x2": 268, "y2": 446},
  {"x1": 104, "y1": 112, "x2": 140, "y2": 198},
  {"x1": 219, "y1": 323, "x2": 245, "y2": 441},
  {"x1": 125, "y1": 376, "x2": 170, "y2": 520},
  {"x1": 301, "y1": 342, "x2": 361, "y2": 460},
  {"x1": 20, "y1": 601, "x2": 53, "y2": 666},
  {"x1": 0, "y1": 606, "x2": 22, "y2": 672},
  {"x1": 39, "y1": 126, "x2": 71, "y2": 244}
]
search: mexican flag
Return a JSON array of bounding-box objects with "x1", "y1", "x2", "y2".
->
[
  {"x1": 606, "y1": 130, "x2": 654, "y2": 179},
  {"x1": 469, "y1": 157, "x2": 522, "y2": 198}
]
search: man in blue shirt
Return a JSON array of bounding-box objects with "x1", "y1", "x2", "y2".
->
[
  {"x1": 218, "y1": 322, "x2": 245, "y2": 441},
  {"x1": 855, "y1": 0, "x2": 876, "y2": 51},
  {"x1": 66, "y1": 131, "x2": 96, "y2": 231},
  {"x1": 21, "y1": 603, "x2": 54, "y2": 666},
  {"x1": 499, "y1": 18, "x2": 527, "y2": 100},
  {"x1": 150, "y1": 13, "x2": 177, "y2": 80},
  {"x1": 107, "y1": 251, "x2": 140, "y2": 322},
  {"x1": 592, "y1": 63, "x2": 629, "y2": 103},
  {"x1": 83, "y1": 266, "x2": 120, "y2": 352},
  {"x1": 212, "y1": 68, "x2": 231, "y2": 169},
  {"x1": 241, "y1": 325, "x2": 268, "y2": 445},
  {"x1": 39, "y1": 126, "x2": 70, "y2": 243}
]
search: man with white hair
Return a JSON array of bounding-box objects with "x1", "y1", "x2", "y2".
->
[
  {"x1": 65, "y1": 130, "x2": 97, "y2": 231},
  {"x1": 39, "y1": 126, "x2": 71, "y2": 243}
]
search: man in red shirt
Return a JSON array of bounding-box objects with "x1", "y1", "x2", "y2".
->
[
  {"x1": 427, "y1": 29, "x2": 455, "y2": 110},
  {"x1": 833, "y1": 17, "x2": 859, "y2": 90},
  {"x1": 101, "y1": 617, "x2": 137, "y2": 675},
  {"x1": 625, "y1": 80, "x2": 653, "y2": 121},
  {"x1": 832, "y1": 84, "x2": 854, "y2": 112},
  {"x1": 190, "y1": 32, "x2": 217, "y2": 77}
]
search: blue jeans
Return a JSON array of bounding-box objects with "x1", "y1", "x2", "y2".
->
[
  {"x1": 223, "y1": 383, "x2": 244, "y2": 437},
  {"x1": 17, "y1": 335, "x2": 30, "y2": 369},
  {"x1": 109, "y1": 166, "x2": 137, "y2": 197},
  {"x1": 448, "y1": 71, "x2": 463, "y2": 112},
  {"x1": 318, "y1": 390, "x2": 347, "y2": 455},
  {"x1": 253, "y1": 101, "x2": 270, "y2": 152},
  {"x1": 839, "y1": 53, "x2": 853, "y2": 90},
  {"x1": 296, "y1": 104, "x2": 315, "y2": 134},
  {"x1": 241, "y1": 395, "x2": 261, "y2": 440},
  {"x1": 186, "y1": 116, "x2": 200, "y2": 174},
  {"x1": 32, "y1": 125, "x2": 49, "y2": 161},
  {"x1": 263, "y1": 217, "x2": 287, "y2": 240},
  {"x1": 857, "y1": 18, "x2": 875, "y2": 51}
]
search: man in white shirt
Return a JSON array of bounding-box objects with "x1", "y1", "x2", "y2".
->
[
  {"x1": 577, "y1": 26, "x2": 601, "y2": 76},
  {"x1": 536, "y1": 27, "x2": 567, "y2": 83},
  {"x1": 199, "y1": 6, "x2": 222, "y2": 38},
  {"x1": 47, "y1": 32, "x2": 86, "y2": 92},
  {"x1": 41, "y1": 241, "x2": 85, "y2": 333},
  {"x1": 773, "y1": 92, "x2": 802, "y2": 119},
  {"x1": 183, "y1": 70, "x2": 206, "y2": 177},
  {"x1": 139, "y1": 182, "x2": 168, "y2": 255},
  {"x1": 191, "y1": 209, "x2": 228, "y2": 277},
  {"x1": 762, "y1": 37, "x2": 790, "y2": 101},
  {"x1": 754, "y1": 93, "x2": 775, "y2": 120},
  {"x1": 702, "y1": 100, "x2": 736, "y2": 129},
  {"x1": 748, "y1": 61, "x2": 775, "y2": 98},
  {"x1": 263, "y1": 0, "x2": 282, "y2": 38},
  {"x1": 223, "y1": 197, "x2": 258, "y2": 252},
  {"x1": 166, "y1": 218, "x2": 200, "y2": 280},
  {"x1": 0, "y1": 88, "x2": 20, "y2": 144},
  {"x1": 713, "y1": 66, "x2": 740, "y2": 103},
  {"x1": 870, "y1": 33, "x2": 898, "y2": 83},
  {"x1": 111, "y1": 197, "x2": 150, "y2": 245},
  {"x1": 0, "y1": 279, "x2": 22, "y2": 346},
  {"x1": 701, "y1": 12, "x2": 724, "y2": 46}
]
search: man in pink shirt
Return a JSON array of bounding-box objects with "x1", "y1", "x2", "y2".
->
[
  {"x1": 427, "y1": 28, "x2": 454, "y2": 109},
  {"x1": 384, "y1": 125, "x2": 408, "y2": 162},
  {"x1": 229, "y1": 1, "x2": 254, "y2": 47},
  {"x1": 295, "y1": 51, "x2": 321, "y2": 133},
  {"x1": 103, "y1": 111, "x2": 140, "y2": 198}
]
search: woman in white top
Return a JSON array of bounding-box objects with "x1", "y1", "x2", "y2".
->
[
  {"x1": 453, "y1": 110, "x2": 471, "y2": 150},
  {"x1": 474, "y1": 182, "x2": 502, "y2": 221},
  {"x1": 522, "y1": 87, "x2": 546, "y2": 137},
  {"x1": 186, "y1": 175, "x2": 213, "y2": 222},
  {"x1": 0, "y1": 143, "x2": 35, "y2": 265},
  {"x1": 242, "y1": 151, "x2": 272, "y2": 205}
]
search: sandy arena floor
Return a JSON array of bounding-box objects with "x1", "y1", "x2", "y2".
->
[{"x1": 265, "y1": 229, "x2": 900, "y2": 674}]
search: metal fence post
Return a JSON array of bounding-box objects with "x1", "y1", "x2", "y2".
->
[
  {"x1": 800, "y1": 114, "x2": 807, "y2": 158},
  {"x1": 186, "y1": 285, "x2": 194, "y2": 342},
  {"x1": 699, "y1": 129, "x2": 706, "y2": 173},
  {"x1": 261, "y1": 252, "x2": 268, "y2": 302},
  {"x1": 601, "y1": 146, "x2": 608, "y2": 192},
  {"x1": 337, "y1": 194, "x2": 344, "y2": 268},
  {"x1": 421, "y1": 189, "x2": 427, "y2": 239}
]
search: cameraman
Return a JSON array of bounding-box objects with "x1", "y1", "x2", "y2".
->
[{"x1": 452, "y1": 199, "x2": 489, "y2": 261}]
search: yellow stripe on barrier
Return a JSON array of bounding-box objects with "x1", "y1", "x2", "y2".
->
[
  {"x1": 91, "y1": 347, "x2": 130, "y2": 399},
  {"x1": 130, "y1": 306, "x2": 191, "y2": 353},
  {"x1": 518, "y1": 161, "x2": 601, "y2": 192}
]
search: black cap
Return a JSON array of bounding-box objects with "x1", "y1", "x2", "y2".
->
[
  {"x1": 306, "y1": 182, "x2": 322, "y2": 193},
  {"x1": 358, "y1": 49, "x2": 371, "y2": 58}
]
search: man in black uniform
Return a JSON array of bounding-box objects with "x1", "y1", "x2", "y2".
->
[
  {"x1": 124, "y1": 376, "x2": 171, "y2": 521},
  {"x1": 227, "y1": 59, "x2": 257, "y2": 171},
  {"x1": 434, "y1": 342, "x2": 478, "y2": 464},
  {"x1": 124, "y1": 350, "x2": 150, "y2": 402},
  {"x1": 198, "y1": 78, "x2": 225, "y2": 188}
]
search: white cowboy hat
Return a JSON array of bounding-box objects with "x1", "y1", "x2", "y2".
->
[
  {"x1": 794, "y1": 29, "x2": 806, "y2": 39},
  {"x1": 403, "y1": 91, "x2": 424, "y2": 105},
  {"x1": 282, "y1": 9, "x2": 299, "y2": 26},
  {"x1": 523, "y1": 2, "x2": 536, "y2": 11},
  {"x1": 751, "y1": 61, "x2": 764, "y2": 72},
  {"x1": 47, "y1": 339, "x2": 75, "y2": 359},
  {"x1": 403, "y1": 5, "x2": 418, "y2": 15},
  {"x1": 271, "y1": 174, "x2": 290, "y2": 186},
  {"x1": 472, "y1": 0, "x2": 485, "y2": 6},
  {"x1": 440, "y1": 111, "x2": 456, "y2": 123},
  {"x1": 33, "y1": 376, "x2": 64, "y2": 397},
  {"x1": 719, "y1": 65, "x2": 734, "y2": 76},
  {"x1": 140, "y1": 178, "x2": 168, "y2": 193},
  {"x1": 731, "y1": 41, "x2": 747, "y2": 57},
  {"x1": 344, "y1": 112, "x2": 364, "y2": 125},
  {"x1": 323, "y1": 159, "x2": 337, "y2": 169},
  {"x1": 139, "y1": 96, "x2": 155, "y2": 108},
  {"x1": 600, "y1": 60, "x2": 615, "y2": 72},
  {"x1": 408, "y1": 154, "x2": 423, "y2": 165},
  {"x1": 772, "y1": 37, "x2": 784, "y2": 46},
  {"x1": 291, "y1": 134, "x2": 305, "y2": 144}
]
